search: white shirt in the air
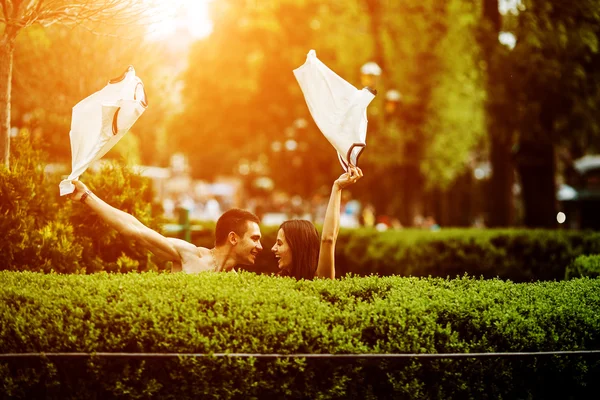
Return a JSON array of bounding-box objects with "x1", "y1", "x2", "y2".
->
[
  {"x1": 294, "y1": 49, "x2": 375, "y2": 171},
  {"x1": 59, "y1": 66, "x2": 147, "y2": 196}
]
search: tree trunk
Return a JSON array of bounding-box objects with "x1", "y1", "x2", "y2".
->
[
  {"x1": 401, "y1": 163, "x2": 424, "y2": 226},
  {"x1": 363, "y1": 0, "x2": 386, "y2": 73},
  {"x1": 447, "y1": 171, "x2": 473, "y2": 227},
  {"x1": 481, "y1": 0, "x2": 514, "y2": 227},
  {"x1": 516, "y1": 140, "x2": 557, "y2": 228},
  {"x1": 0, "y1": 33, "x2": 16, "y2": 168},
  {"x1": 487, "y1": 134, "x2": 514, "y2": 226},
  {"x1": 516, "y1": 105, "x2": 558, "y2": 228}
]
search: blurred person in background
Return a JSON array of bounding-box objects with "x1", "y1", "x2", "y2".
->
[
  {"x1": 361, "y1": 203, "x2": 376, "y2": 228},
  {"x1": 204, "y1": 195, "x2": 222, "y2": 221}
]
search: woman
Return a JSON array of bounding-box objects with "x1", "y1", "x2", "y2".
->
[{"x1": 271, "y1": 165, "x2": 363, "y2": 280}]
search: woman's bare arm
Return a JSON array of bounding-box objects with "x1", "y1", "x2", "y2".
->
[{"x1": 315, "y1": 166, "x2": 363, "y2": 279}]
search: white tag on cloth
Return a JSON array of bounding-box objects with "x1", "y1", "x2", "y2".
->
[
  {"x1": 293, "y1": 50, "x2": 376, "y2": 171},
  {"x1": 59, "y1": 66, "x2": 148, "y2": 196}
]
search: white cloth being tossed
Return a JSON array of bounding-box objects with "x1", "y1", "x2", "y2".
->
[
  {"x1": 59, "y1": 66, "x2": 148, "y2": 196},
  {"x1": 293, "y1": 49, "x2": 376, "y2": 171}
]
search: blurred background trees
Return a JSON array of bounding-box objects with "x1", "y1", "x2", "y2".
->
[
  {"x1": 170, "y1": 0, "x2": 372, "y2": 195},
  {"x1": 0, "y1": 0, "x2": 160, "y2": 167},
  {"x1": 4, "y1": 0, "x2": 600, "y2": 228},
  {"x1": 12, "y1": 22, "x2": 177, "y2": 166},
  {"x1": 509, "y1": 0, "x2": 600, "y2": 227},
  {"x1": 171, "y1": 0, "x2": 487, "y2": 226}
]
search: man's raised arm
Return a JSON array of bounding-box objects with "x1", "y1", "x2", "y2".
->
[{"x1": 70, "y1": 180, "x2": 194, "y2": 267}]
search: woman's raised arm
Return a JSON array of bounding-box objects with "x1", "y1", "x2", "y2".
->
[{"x1": 315, "y1": 165, "x2": 363, "y2": 279}]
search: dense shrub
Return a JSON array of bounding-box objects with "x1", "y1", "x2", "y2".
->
[
  {"x1": 566, "y1": 254, "x2": 600, "y2": 279},
  {"x1": 0, "y1": 135, "x2": 81, "y2": 272},
  {"x1": 0, "y1": 272, "x2": 599, "y2": 399},
  {"x1": 336, "y1": 229, "x2": 600, "y2": 281},
  {"x1": 186, "y1": 226, "x2": 600, "y2": 282},
  {"x1": 67, "y1": 162, "x2": 165, "y2": 273},
  {"x1": 0, "y1": 134, "x2": 166, "y2": 273}
]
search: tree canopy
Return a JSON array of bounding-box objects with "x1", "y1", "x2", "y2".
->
[
  {"x1": 172, "y1": 0, "x2": 486, "y2": 217},
  {"x1": 1, "y1": 0, "x2": 162, "y2": 167},
  {"x1": 5, "y1": 0, "x2": 599, "y2": 226}
]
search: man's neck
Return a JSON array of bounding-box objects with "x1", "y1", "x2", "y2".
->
[{"x1": 211, "y1": 246, "x2": 238, "y2": 272}]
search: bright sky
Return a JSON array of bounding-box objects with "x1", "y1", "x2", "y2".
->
[
  {"x1": 146, "y1": 0, "x2": 214, "y2": 40},
  {"x1": 499, "y1": 0, "x2": 523, "y2": 15},
  {"x1": 143, "y1": 0, "x2": 518, "y2": 40}
]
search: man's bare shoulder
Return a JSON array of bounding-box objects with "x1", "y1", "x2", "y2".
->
[{"x1": 173, "y1": 241, "x2": 214, "y2": 274}]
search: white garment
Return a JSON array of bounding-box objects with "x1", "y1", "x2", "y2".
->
[
  {"x1": 59, "y1": 66, "x2": 148, "y2": 196},
  {"x1": 293, "y1": 50, "x2": 376, "y2": 171}
]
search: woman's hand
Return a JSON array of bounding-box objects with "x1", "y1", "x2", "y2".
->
[
  {"x1": 334, "y1": 165, "x2": 363, "y2": 190},
  {"x1": 69, "y1": 180, "x2": 90, "y2": 202}
]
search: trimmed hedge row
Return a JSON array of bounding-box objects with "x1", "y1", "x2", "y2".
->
[
  {"x1": 1, "y1": 271, "x2": 599, "y2": 399},
  {"x1": 567, "y1": 254, "x2": 600, "y2": 279},
  {"x1": 188, "y1": 226, "x2": 600, "y2": 282}
]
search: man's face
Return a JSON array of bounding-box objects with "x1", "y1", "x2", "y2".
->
[{"x1": 234, "y1": 221, "x2": 263, "y2": 265}]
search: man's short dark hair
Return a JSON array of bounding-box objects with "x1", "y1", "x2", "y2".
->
[{"x1": 215, "y1": 208, "x2": 260, "y2": 246}]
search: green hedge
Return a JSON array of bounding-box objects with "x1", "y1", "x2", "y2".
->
[
  {"x1": 1, "y1": 271, "x2": 599, "y2": 399},
  {"x1": 566, "y1": 254, "x2": 600, "y2": 279},
  {"x1": 0, "y1": 134, "x2": 166, "y2": 274},
  {"x1": 187, "y1": 226, "x2": 600, "y2": 282}
]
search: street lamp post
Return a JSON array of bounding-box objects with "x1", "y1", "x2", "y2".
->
[
  {"x1": 384, "y1": 89, "x2": 402, "y2": 116},
  {"x1": 360, "y1": 61, "x2": 382, "y2": 91}
]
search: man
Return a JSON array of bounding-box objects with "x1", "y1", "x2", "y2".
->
[{"x1": 70, "y1": 180, "x2": 263, "y2": 273}]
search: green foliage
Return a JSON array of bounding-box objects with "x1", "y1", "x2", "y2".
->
[
  {"x1": 0, "y1": 134, "x2": 82, "y2": 272},
  {"x1": 0, "y1": 135, "x2": 165, "y2": 273},
  {"x1": 183, "y1": 225, "x2": 600, "y2": 282},
  {"x1": 349, "y1": 229, "x2": 590, "y2": 281},
  {"x1": 566, "y1": 254, "x2": 600, "y2": 280},
  {"x1": 174, "y1": 0, "x2": 488, "y2": 223},
  {"x1": 422, "y1": 0, "x2": 486, "y2": 189},
  {"x1": 68, "y1": 161, "x2": 166, "y2": 273},
  {"x1": 509, "y1": 0, "x2": 600, "y2": 147},
  {"x1": 337, "y1": 229, "x2": 600, "y2": 281},
  {"x1": 107, "y1": 132, "x2": 142, "y2": 166},
  {"x1": 174, "y1": 0, "x2": 371, "y2": 196},
  {"x1": 12, "y1": 23, "x2": 175, "y2": 165},
  {"x1": 367, "y1": 0, "x2": 485, "y2": 179},
  {"x1": 0, "y1": 272, "x2": 599, "y2": 398},
  {"x1": 480, "y1": 0, "x2": 600, "y2": 226}
]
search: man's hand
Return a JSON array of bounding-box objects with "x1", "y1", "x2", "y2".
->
[
  {"x1": 334, "y1": 165, "x2": 363, "y2": 190},
  {"x1": 69, "y1": 180, "x2": 90, "y2": 202}
]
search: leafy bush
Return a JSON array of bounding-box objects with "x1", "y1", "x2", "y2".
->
[
  {"x1": 186, "y1": 226, "x2": 600, "y2": 282},
  {"x1": 566, "y1": 254, "x2": 600, "y2": 279},
  {"x1": 335, "y1": 229, "x2": 600, "y2": 281},
  {"x1": 0, "y1": 135, "x2": 82, "y2": 272},
  {"x1": 0, "y1": 133, "x2": 166, "y2": 273},
  {"x1": 67, "y1": 161, "x2": 166, "y2": 273},
  {"x1": 0, "y1": 272, "x2": 599, "y2": 399}
]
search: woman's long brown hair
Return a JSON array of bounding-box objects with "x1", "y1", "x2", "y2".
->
[{"x1": 279, "y1": 220, "x2": 320, "y2": 280}]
